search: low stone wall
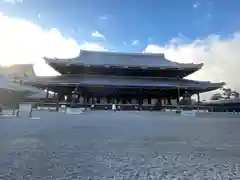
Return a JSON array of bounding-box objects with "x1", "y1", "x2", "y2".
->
[
  {"x1": 195, "y1": 112, "x2": 240, "y2": 118},
  {"x1": 37, "y1": 106, "x2": 57, "y2": 111},
  {"x1": 157, "y1": 110, "x2": 240, "y2": 118},
  {"x1": 66, "y1": 108, "x2": 85, "y2": 115},
  {"x1": 181, "y1": 110, "x2": 196, "y2": 117},
  {"x1": 158, "y1": 111, "x2": 180, "y2": 116},
  {"x1": 0, "y1": 109, "x2": 16, "y2": 118}
]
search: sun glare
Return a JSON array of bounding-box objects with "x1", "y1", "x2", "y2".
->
[{"x1": 0, "y1": 12, "x2": 81, "y2": 76}]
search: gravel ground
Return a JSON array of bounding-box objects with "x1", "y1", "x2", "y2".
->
[{"x1": 0, "y1": 111, "x2": 240, "y2": 179}]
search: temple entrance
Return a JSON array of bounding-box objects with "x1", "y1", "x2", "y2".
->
[{"x1": 48, "y1": 86, "x2": 197, "y2": 111}]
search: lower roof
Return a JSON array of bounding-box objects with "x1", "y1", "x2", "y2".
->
[{"x1": 22, "y1": 75, "x2": 225, "y2": 92}]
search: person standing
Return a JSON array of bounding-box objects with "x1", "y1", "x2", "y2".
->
[{"x1": 112, "y1": 103, "x2": 116, "y2": 112}]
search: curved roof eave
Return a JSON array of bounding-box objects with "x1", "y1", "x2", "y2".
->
[{"x1": 198, "y1": 81, "x2": 225, "y2": 92}]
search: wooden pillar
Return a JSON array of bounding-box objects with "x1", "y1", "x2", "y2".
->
[
  {"x1": 59, "y1": 93, "x2": 65, "y2": 101},
  {"x1": 85, "y1": 94, "x2": 88, "y2": 104},
  {"x1": 56, "y1": 93, "x2": 62, "y2": 111},
  {"x1": 46, "y1": 88, "x2": 49, "y2": 99},
  {"x1": 158, "y1": 98, "x2": 162, "y2": 105},
  {"x1": 116, "y1": 97, "x2": 120, "y2": 104},
  {"x1": 148, "y1": 98, "x2": 151, "y2": 105},
  {"x1": 167, "y1": 96, "x2": 171, "y2": 105},
  {"x1": 197, "y1": 93, "x2": 200, "y2": 103},
  {"x1": 83, "y1": 93, "x2": 87, "y2": 104},
  {"x1": 177, "y1": 87, "x2": 180, "y2": 104},
  {"x1": 184, "y1": 91, "x2": 190, "y2": 105},
  {"x1": 138, "y1": 97, "x2": 143, "y2": 106}
]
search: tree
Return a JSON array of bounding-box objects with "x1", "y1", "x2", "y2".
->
[
  {"x1": 232, "y1": 91, "x2": 240, "y2": 99},
  {"x1": 220, "y1": 87, "x2": 240, "y2": 99},
  {"x1": 222, "y1": 88, "x2": 232, "y2": 99}
]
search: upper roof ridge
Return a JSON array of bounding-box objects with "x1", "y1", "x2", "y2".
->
[
  {"x1": 44, "y1": 50, "x2": 203, "y2": 70},
  {"x1": 79, "y1": 49, "x2": 165, "y2": 57}
]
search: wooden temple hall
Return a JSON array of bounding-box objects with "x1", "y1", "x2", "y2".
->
[{"x1": 23, "y1": 50, "x2": 225, "y2": 109}]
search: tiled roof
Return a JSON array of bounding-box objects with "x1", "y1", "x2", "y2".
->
[
  {"x1": 78, "y1": 50, "x2": 178, "y2": 67},
  {"x1": 44, "y1": 50, "x2": 203, "y2": 69}
]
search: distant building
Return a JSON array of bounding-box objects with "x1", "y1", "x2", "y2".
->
[
  {"x1": 0, "y1": 64, "x2": 43, "y2": 107},
  {"x1": 202, "y1": 99, "x2": 240, "y2": 112},
  {"x1": 22, "y1": 50, "x2": 225, "y2": 109}
]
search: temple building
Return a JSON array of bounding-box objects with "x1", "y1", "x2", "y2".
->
[
  {"x1": 22, "y1": 50, "x2": 225, "y2": 109},
  {"x1": 0, "y1": 64, "x2": 44, "y2": 107}
]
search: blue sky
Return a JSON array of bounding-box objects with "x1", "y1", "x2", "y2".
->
[
  {"x1": 1, "y1": 0, "x2": 239, "y2": 52},
  {"x1": 0, "y1": 0, "x2": 240, "y2": 99}
]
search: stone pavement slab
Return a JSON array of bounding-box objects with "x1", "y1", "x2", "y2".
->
[{"x1": 0, "y1": 111, "x2": 239, "y2": 179}]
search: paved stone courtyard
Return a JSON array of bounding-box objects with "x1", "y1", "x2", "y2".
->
[{"x1": 0, "y1": 111, "x2": 240, "y2": 179}]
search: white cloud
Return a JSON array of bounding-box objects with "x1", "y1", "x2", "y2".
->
[
  {"x1": 0, "y1": 12, "x2": 107, "y2": 76},
  {"x1": 193, "y1": 2, "x2": 199, "y2": 8},
  {"x1": 99, "y1": 15, "x2": 108, "y2": 20},
  {"x1": 37, "y1": 14, "x2": 41, "y2": 20},
  {"x1": 132, "y1": 40, "x2": 139, "y2": 45},
  {"x1": 91, "y1": 31, "x2": 105, "y2": 39},
  {"x1": 80, "y1": 42, "x2": 108, "y2": 51},
  {"x1": 2, "y1": 0, "x2": 23, "y2": 4},
  {"x1": 145, "y1": 33, "x2": 240, "y2": 100}
]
